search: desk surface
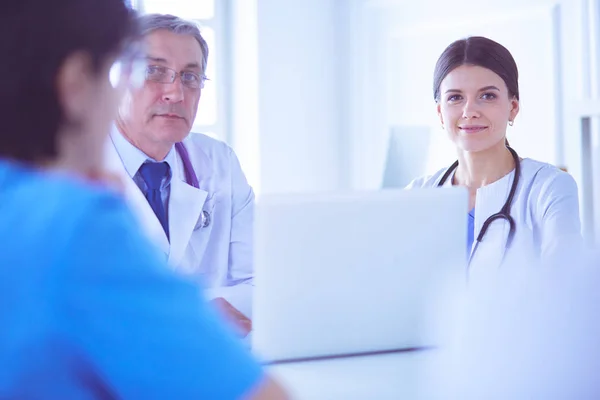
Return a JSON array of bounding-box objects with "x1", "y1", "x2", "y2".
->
[{"x1": 267, "y1": 349, "x2": 440, "y2": 399}]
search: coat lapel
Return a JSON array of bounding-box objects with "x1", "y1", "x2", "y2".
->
[
  {"x1": 469, "y1": 173, "x2": 514, "y2": 273},
  {"x1": 104, "y1": 138, "x2": 170, "y2": 256},
  {"x1": 167, "y1": 147, "x2": 208, "y2": 267}
]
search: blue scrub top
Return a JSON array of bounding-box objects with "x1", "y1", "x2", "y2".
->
[
  {"x1": 467, "y1": 208, "x2": 475, "y2": 258},
  {"x1": 0, "y1": 160, "x2": 263, "y2": 399}
]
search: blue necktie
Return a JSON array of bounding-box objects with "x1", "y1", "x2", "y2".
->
[
  {"x1": 467, "y1": 208, "x2": 475, "y2": 258},
  {"x1": 138, "y1": 161, "x2": 170, "y2": 239}
]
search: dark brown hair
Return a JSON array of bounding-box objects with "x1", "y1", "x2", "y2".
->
[
  {"x1": 433, "y1": 36, "x2": 519, "y2": 103},
  {"x1": 0, "y1": 0, "x2": 137, "y2": 163}
]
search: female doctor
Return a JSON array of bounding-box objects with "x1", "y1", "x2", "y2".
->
[{"x1": 407, "y1": 36, "x2": 582, "y2": 276}]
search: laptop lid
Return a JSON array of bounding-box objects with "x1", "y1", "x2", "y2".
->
[{"x1": 252, "y1": 188, "x2": 467, "y2": 363}]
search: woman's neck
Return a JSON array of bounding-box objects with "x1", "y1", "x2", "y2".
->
[
  {"x1": 42, "y1": 127, "x2": 103, "y2": 177},
  {"x1": 453, "y1": 141, "x2": 515, "y2": 190}
]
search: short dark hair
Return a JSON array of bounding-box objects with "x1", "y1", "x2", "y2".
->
[
  {"x1": 0, "y1": 0, "x2": 137, "y2": 163},
  {"x1": 433, "y1": 36, "x2": 520, "y2": 103}
]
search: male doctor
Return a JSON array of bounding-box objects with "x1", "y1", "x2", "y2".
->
[{"x1": 105, "y1": 13, "x2": 253, "y2": 335}]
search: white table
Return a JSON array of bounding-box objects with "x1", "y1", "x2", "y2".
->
[{"x1": 267, "y1": 350, "x2": 439, "y2": 399}]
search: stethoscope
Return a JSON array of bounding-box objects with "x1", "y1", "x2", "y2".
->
[
  {"x1": 174, "y1": 142, "x2": 211, "y2": 229},
  {"x1": 437, "y1": 146, "x2": 521, "y2": 264}
]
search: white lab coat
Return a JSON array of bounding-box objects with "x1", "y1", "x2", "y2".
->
[
  {"x1": 104, "y1": 129, "x2": 254, "y2": 317},
  {"x1": 406, "y1": 158, "x2": 582, "y2": 281}
]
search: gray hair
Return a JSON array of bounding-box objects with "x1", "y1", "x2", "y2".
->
[{"x1": 137, "y1": 13, "x2": 209, "y2": 76}]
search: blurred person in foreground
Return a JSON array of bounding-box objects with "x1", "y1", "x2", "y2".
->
[{"x1": 0, "y1": 1, "x2": 287, "y2": 399}]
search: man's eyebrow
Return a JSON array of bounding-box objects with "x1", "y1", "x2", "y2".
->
[
  {"x1": 146, "y1": 56, "x2": 202, "y2": 72},
  {"x1": 183, "y1": 62, "x2": 201, "y2": 70},
  {"x1": 146, "y1": 56, "x2": 167, "y2": 63}
]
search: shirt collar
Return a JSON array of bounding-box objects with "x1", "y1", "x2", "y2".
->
[{"x1": 110, "y1": 125, "x2": 176, "y2": 178}]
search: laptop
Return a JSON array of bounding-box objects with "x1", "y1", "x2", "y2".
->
[{"x1": 251, "y1": 188, "x2": 467, "y2": 364}]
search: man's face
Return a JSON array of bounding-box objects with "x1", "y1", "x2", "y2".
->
[{"x1": 120, "y1": 29, "x2": 204, "y2": 154}]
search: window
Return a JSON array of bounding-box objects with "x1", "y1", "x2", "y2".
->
[{"x1": 132, "y1": 0, "x2": 228, "y2": 141}]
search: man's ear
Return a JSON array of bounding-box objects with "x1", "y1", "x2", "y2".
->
[{"x1": 56, "y1": 51, "x2": 94, "y2": 122}]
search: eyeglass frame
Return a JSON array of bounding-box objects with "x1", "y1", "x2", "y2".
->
[
  {"x1": 145, "y1": 64, "x2": 208, "y2": 89},
  {"x1": 110, "y1": 42, "x2": 148, "y2": 90}
]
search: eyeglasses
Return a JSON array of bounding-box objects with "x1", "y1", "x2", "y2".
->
[
  {"x1": 110, "y1": 58, "x2": 146, "y2": 90},
  {"x1": 145, "y1": 65, "x2": 207, "y2": 89},
  {"x1": 110, "y1": 44, "x2": 147, "y2": 90}
]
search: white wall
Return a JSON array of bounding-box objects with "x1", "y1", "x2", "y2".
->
[
  {"x1": 230, "y1": 0, "x2": 261, "y2": 192},
  {"x1": 251, "y1": 0, "x2": 344, "y2": 195}
]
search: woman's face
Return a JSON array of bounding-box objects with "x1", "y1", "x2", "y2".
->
[
  {"x1": 437, "y1": 64, "x2": 519, "y2": 153},
  {"x1": 86, "y1": 58, "x2": 124, "y2": 166},
  {"x1": 56, "y1": 50, "x2": 132, "y2": 174}
]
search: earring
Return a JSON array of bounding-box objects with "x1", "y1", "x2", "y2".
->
[{"x1": 508, "y1": 120, "x2": 514, "y2": 126}]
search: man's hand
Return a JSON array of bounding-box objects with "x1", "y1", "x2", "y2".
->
[{"x1": 211, "y1": 297, "x2": 252, "y2": 337}]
